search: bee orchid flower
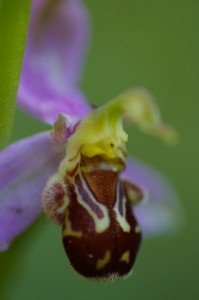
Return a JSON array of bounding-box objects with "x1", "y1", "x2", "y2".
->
[{"x1": 0, "y1": 0, "x2": 180, "y2": 280}]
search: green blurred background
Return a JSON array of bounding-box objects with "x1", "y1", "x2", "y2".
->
[{"x1": 0, "y1": 0, "x2": 198, "y2": 299}]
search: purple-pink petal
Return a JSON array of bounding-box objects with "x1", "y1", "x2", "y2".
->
[
  {"x1": 123, "y1": 158, "x2": 182, "y2": 236},
  {"x1": 18, "y1": 0, "x2": 91, "y2": 124},
  {"x1": 0, "y1": 132, "x2": 63, "y2": 251}
]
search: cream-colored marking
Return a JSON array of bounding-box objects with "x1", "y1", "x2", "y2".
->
[
  {"x1": 114, "y1": 183, "x2": 130, "y2": 232},
  {"x1": 75, "y1": 173, "x2": 110, "y2": 233},
  {"x1": 63, "y1": 211, "x2": 82, "y2": 238},
  {"x1": 59, "y1": 151, "x2": 80, "y2": 176},
  {"x1": 120, "y1": 251, "x2": 130, "y2": 263},
  {"x1": 57, "y1": 195, "x2": 70, "y2": 214},
  {"x1": 96, "y1": 251, "x2": 111, "y2": 270},
  {"x1": 135, "y1": 226, "x2": 141, "y2": 233}
]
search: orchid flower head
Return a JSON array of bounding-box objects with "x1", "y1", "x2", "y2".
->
[{"x1": 0, "y1": 0, "x2": 181, "y2": 280}]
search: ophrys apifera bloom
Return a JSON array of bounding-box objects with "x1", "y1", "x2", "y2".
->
[{"x1": 0, "y1": 0, "x2": 180, "y2": 280}]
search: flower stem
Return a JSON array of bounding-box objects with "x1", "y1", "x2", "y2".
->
[{"x1": 0, "y1": 0, "x2": 31, "y2": 149}]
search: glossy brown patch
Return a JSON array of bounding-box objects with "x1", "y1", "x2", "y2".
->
[{"x1": 83, "y1": 170, "x2": 118, "y2": 207}]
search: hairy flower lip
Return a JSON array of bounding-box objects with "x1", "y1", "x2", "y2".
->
[{"x1": 58, "y1": 162, "x2": 142, "y2": 279}]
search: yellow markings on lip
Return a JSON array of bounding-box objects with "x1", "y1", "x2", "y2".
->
[
  {"x1": 114, "y1": 184, "x2": 130, "y2": 233},
  {"x1": 96, "y1": 251, "x2": 111, "y2": 270},
  {"x1": 63, "y1": 210, "x2": 82, "y2": 238},
  {"x1": 75, "y1": 173, "x2": 110, "y2": 233},
  {"x1": 135, "y1": 225, "x2": 141, "y2": 234},
  {"x1": 120, "y1": 251, "x2": 130, "y2": 264}
]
